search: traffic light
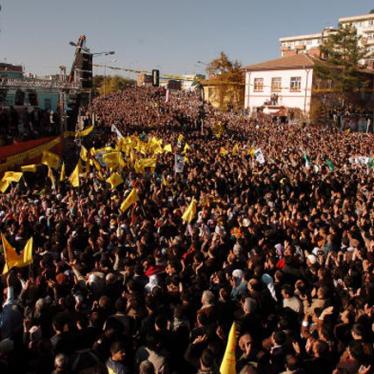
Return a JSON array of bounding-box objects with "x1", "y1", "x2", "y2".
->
[{"x1": 152, "y1": 69, "x2": 159, "y2": 87}]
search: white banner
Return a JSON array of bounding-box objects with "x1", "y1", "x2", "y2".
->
[
  {"x1": 254, "y1": 149, "x2": 265, "y2": 165},
  {"x1": 174, "y1": 154, "x2": 185, "y2": 173},
  {"x1": 111, "y1": 124, "x2": 124, "y2": 139}
]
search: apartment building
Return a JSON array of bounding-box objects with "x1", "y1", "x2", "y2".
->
[
  {"x1": 280, "y1": 29, "x2": 337, "y2": 58},
  {"x1": 339, "y1": 13, "x2": 374, "y2": 68},
  {"x1": 279, "y1": 12, "x2": 374, "y2": 68}
]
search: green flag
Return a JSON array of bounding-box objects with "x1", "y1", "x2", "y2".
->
[
  {"x1": 325, "y1": 159, "x2": 334, "y2": 171},
  {"x1": 368, "y1": 158, "x2": 374, "y2": 169},
  {"x1": 303, "y1": 154, "x2": 311, "y2": 169}
]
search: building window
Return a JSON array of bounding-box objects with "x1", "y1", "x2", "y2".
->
[
  {"x1": 271, "y1": 77, "x2": 282, "y2": 92},
  {"x1": 290, "y1": 77, "x2": 301, "y2": 92},
  {"x1": 254, "y1": 78, "x2": 264, "y2": 92}
]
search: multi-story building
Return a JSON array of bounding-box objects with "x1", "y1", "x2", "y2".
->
[
  {"x1": 339, "y1": 13, "x2": 374, "y2": 68},
  {"x1": 280, "y1": 29, "x2": 337, "y2": 58},
  {"x1": 243, "y1": 54, "x2": 374, "y2": 119},
  {"x1": 279, "y1": 12, "x2": 374, "y2": 68}
]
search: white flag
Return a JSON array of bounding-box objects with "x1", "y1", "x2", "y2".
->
[
  {"x1": 175, "y1": 154, "x2": 185, "y2": 173},
  {"x1": 254, "y1": 149, "x2": 265, "y2": 165}
]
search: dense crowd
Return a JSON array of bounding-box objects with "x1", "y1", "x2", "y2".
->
[{"x1": 0, "y1": 87, "x2": 373, "y2": 374}]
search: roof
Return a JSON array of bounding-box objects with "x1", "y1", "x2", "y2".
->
[
  {"x1": 243, "y1": 54, "x2": 316, "y2": 71},
  {"x1": 339, "y1": 13, "x2": 374, "y2": 23},
  {"x1": 279, "y1": 33, "x2": 322, "y2": 42}
]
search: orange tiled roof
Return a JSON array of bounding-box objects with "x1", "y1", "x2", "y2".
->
[{"x1": 243, "y1": 54, "x2": 317, "y2": 71}]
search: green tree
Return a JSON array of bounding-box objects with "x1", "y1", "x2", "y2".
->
[
  {"x1": 370, "y1": 9, "x2": 374, "y2": 14},
  {"x1": 316, "y1": 24, "x2": 370, "y2": 101},
  {"x1": 93, "y1": 75, "x2": 135, "y2": 96},
  {"x1": 206, "y1": 52, "x2": 243, "y2": 83},
  {"x1": 204, "y1": 52, "x2": 244, "y2": 111}
]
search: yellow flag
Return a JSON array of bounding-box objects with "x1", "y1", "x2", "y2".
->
[
  {"x1": 232, "y1": 144, "x2": 239, "y2": 155},
  {"x1": 220, "y1": 322, "x2": 237, "y2": 374},
  {"x1": 163, "y1": 144, "x2": 172, "y2": 153},
  {"x1": 90, "y1": 158, "x2": 102, "y2": 172},
  {"x1": 135, "y1": 158, "x2": 157, "y2": 174},
  {"x1": 103, "y1": 152, "x2": 125, "y2": 170},
  {"x1": 2, "y1": 235, "x2": 33, "y2": 274},
  {"x1": 77, "y1": 124, "x2": 94, "y2": 137},
  {"x1": 106, "y1": 172, "x2": 124, "y2": 190},
  {"x1": 182, "y1": 198, "x2": 197, "y2": 223},
  {"x1": 96, "y1": 146, "x2": 114, "y2": 154},
  {"x1": 2, "y1": 171, "x2": 23, "y2": 183},
  {"x1": 41, "y1": 151, "x2": 60, "y2": 170},
  {"x1": 183, "y1": 143, "x2": 190, "y2": 154},
  {"x1": 80, "y1": 145, "x2": 88, "y2": 162},
  {"x1": 60, "y1": 162, "x2": 66, "y2": 182},
  {"x1": 0, "y1": 180, "x2": 10, "y2": 193},
  {"x1": 162, "y1": 176, "x2": 170, "y2": 187},
  {"x1": 47, "y1": 167, "x2": 56, "y2": 189},
  {"x1": 69, "y1": 162, "x2": 80, "y2": 188},
  {"x1": 21, "y1": 164, "x2": 38, "y2": 173},
  {"x1": 22, "y1": 237, "x2": 33, "y2": 267},
  {"x1": 120, "y1": 188, "x2": 138, "y2": 213},
  {"x1": 97, "y1": 170, "x2": 105, "y2": 181},
  {"x1": 220, "y1": 147, "x2": 228, "y2": 156}
]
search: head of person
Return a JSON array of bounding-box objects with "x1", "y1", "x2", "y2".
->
[
  {"x1": 201, "y1": 290, "x2": 215, "y2": 306},
  {"x1": 110, "y1": 341, "x2": 126, "y2": 362},
  {"x1": 139, "y1": 360, "x2": 155, "y2": 374}
]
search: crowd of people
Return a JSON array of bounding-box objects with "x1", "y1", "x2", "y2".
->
[{"x1": 0, "y1": 87, "x2": 373, "y2": 374}]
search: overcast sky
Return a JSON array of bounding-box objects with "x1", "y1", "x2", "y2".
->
[{"x1": 0, "y1": 0, "x2": 373, "y2": 77}]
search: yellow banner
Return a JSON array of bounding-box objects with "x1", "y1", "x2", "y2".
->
[
  {"x1": 0, "y1": 137, "x2": 61, "y2": 173},
  {"x1": 63, "y1": 124, "x2": 94, "y2": 138}
]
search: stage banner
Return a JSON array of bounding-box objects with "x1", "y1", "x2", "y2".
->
[{"x1": 0, "y1": 136, "x2": 63, "y2": 173}]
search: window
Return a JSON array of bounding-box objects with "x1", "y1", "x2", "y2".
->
[
  {"x1": 271, "y1": 77, "x2": 282, "y2": 92},
  {"x1": 254, "y1": 78, "x2": 264, "y2": 92},
  {"x1": 290, "y1": 77, "x2": 301, "y2": 92}
]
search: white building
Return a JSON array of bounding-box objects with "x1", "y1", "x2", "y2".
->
[
  {"x1": 244, "y1": 54, "x2": 315, "y2": 116},
  {"x1": 339, "y1": 13, "x2": 374, "y2": 68},
  {"x1": 279, "y1": 12, "x2": 374, "y2": 68},
  {"x1": 280, "y1": 32, "x2": 328, "y2": 57}
]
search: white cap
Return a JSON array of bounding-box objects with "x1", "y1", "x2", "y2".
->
[
  {"x1": 307, "y1": 254, "x2": 317, "y2": 264},
  {"x1": 232, "y1": 269, "x2": 244, "y2": 279}
]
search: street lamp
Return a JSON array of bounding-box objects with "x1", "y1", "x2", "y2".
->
[{"x1": 92, "y1": 51, "x2": 115, "y2": 57}]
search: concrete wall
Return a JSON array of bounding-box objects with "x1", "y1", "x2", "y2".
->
[{"x1": 244, "y1": 68, "x2": 314, "y2": 115}]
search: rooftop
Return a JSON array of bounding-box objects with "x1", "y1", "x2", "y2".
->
[
  {"x1": 339, "y1": 13, "x2": 374, "y2": 23},
  {"x1": 243, "y1": 54, "x2": 316, "y2": 71},
  {"x1": 279, "y1": 33, "x2": 322, "y2": 42}
]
